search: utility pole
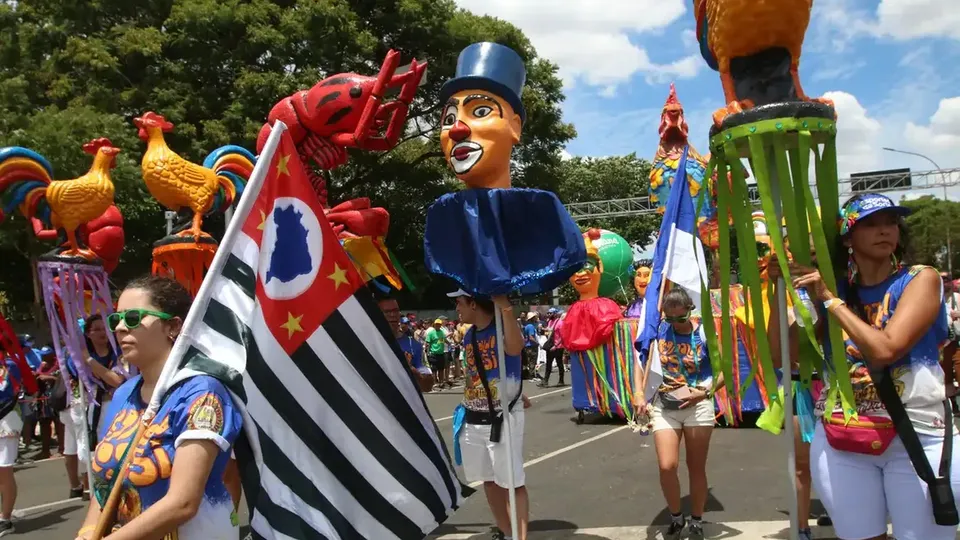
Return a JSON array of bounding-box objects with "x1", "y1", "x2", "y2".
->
[{"x1": 882, "y1": 148, "x2": 950, "y2": 275}]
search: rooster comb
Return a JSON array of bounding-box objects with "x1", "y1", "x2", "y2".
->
[
  {"x1": 583, "y1": 229, "x2": 601, "y2": 260},
  {"x1": 135, "y1": 111, "x2": 175, "y2": 131},
  {"x1": 663, "y1": 83, "x2": 681, "y2": 108},
  {"x1": 82, "y1": 138, "x2": 116, "y2": 155}
]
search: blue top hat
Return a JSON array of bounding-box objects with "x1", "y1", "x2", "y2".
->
[{"x1": 439, "y1": 42, "x2": 527, "y2": 124}]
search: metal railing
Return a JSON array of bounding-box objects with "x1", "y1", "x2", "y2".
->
[{"x1": 565, "y1": 167, "x2": 960, "y2": 221}]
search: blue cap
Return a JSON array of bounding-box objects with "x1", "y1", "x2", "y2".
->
[
  {"x1": 18, "y1": 334, "x2": 32, "y2": 346},
  {"x1": 548, "y1": 307, "x2": 559, "y2": 314},
  {"x1": 39, "y1": 346, "x2": 53, "y2": 356},
  {"x1": 840, "y1": 193, "x2": 911, "y2": 236},
  {"x1": 439, "y1": 42, "x2": 527, "y2": 124},
  {"x1": 400, "y1": 317, "x2": 410, "y2": 324}
]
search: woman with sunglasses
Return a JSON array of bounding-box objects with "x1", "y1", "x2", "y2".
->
[
  {"x1": 637, "y1": 287, "x2": 722, "y2": 539},
  {"x1": 769, "y1": 193, "x2": 960, "y2": 540},
  {"x1": 74, "y1": 275, "x2": 242, "y2": 540}
]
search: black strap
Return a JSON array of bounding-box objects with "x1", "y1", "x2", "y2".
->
[
  {"x1": 871, "y1": 365, "x2": 952, "y2": 482},
  {"x1": 469, "y1": 328, "x2": 522, "y2": 439}
]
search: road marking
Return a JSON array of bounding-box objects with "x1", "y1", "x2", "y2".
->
[
  {"x1": 13, "y1": 496, "x2": 86, "y2": 518},
  {"x1": 431, "y1": 520, "x2": 907, "y2": 539},
  {"x1": 467, "y1": 425, "x2": 630, "y2": 488},
  {"x1": 433, "y1": 387, "x2": 571, "y2": 422}
]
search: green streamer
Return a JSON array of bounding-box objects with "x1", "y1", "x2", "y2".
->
[{"x1": 713, "y1": 154, "x2": 736, "y2": 407}]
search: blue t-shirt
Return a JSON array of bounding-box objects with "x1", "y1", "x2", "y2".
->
[
  {"x1": 817, "y1": 265, "x2": 949, "y2": 436},
  {"x1": 655, "y1": 320, "x2": 712, "y2": 393},
  {"x1": 93, "y1": 375, "x2": 243, "y2": 538},
  {"x1": 397, "y1": 335, "x2": 424, "y2": 369},
  {"x1": 0, "y1": 360, "x2": 21, "y2": 401},
  {"x1": 463, "y1": 323, "x2": 522, "y2": 412},
  {"x1": 23, "y1": 348, "x2": 41, "y2": 371},
  {"x1": 523, "y1": 323, "x2": 538, "y2": 347}
]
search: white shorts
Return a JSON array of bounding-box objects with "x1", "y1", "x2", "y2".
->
[
  {"x1": 460, "y1": 410, "x2": 525, "y2": 488},
  {"x1": 651, "y1": 397, "x2": 715, "y2": 432},
  {"x1": 59, "y1": 407, "x2": 89, "y2": 462},
  {"x1": 0, "y1": 438, "x2": 17, "y2": 467},
  {"x1": 811, "y1": 422, "x2": 960, "y2": 540}
]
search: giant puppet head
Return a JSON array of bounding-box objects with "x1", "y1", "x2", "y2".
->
[
  {"x1": 658, "y1": 83, "x2": 689, "y2": 145},
  {"x1": 438, "y1": 43, "x2": 526, "y2": 190},
  {"x1": 570, "y1": 229, "x2": 603, "y2": 300},
  {"x1": 634, "y1": 265, "x2": 652, "y2": 298}
]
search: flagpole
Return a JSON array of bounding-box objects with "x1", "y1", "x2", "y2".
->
[
  {"x1": 494, "y1": 307, "x2": 520, "y2": 539},
  {"x1": 768, "y1": 147, "x2": 799, "y2": 540},
  {"x1": 77, "y1": 377, "x2": 95, "y2": 495},
  {"x1": 148, "y1": 122, "x2": 285, "y2": 413}
]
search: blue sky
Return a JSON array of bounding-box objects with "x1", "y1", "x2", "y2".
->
[{"x1": 457, "y1": 0, "x2": 960, "y2": 199}]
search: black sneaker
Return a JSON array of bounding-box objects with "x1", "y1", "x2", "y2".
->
[
  {"x1": 0, "y1": 519, "x2": 14, "y2": 537},
  {"x1": 688, "y1": 519, "x2": 704, "y2": 538},
  {"x1": 490, "y1": 528, "x2": 506, "y2": 540},
  {"x1": 70, "y1": 486, "x2": 84, "y2": 499},
  {"x1": 817, "y1": 515, "x2": 833, "y2": 526},
  {"x1": 666, "y1": 516, "x2": 686, "y2": 538}
]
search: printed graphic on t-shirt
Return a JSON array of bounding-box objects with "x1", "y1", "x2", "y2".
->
[
  {"x1": 463, "y1": 325, "x2": 521, "y2": 412},
  {"x1": 657, "y1": 322, "x2": 711, "y2": 393}
]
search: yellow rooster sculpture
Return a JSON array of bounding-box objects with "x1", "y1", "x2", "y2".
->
[
  {"x1": 0, "y1": 138, "x2": 120, "y2": 259},
  {"x1": 133, "y1": 111, "x2": 254, "y2": 240}
]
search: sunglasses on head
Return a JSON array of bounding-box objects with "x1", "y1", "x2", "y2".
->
[{"x1": 107, "y1": 309, "x2": 173, "y2": 332}]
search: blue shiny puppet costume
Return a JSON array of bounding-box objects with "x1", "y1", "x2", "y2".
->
[{"x1": 424, "y1": 42, "x2": 586, "y2": 297}]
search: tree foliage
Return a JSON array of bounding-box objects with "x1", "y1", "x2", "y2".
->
[
  {"x1": 0, "y1": 0, "x2": 576, "y2": 309},
  {"x1": 900, "y1": 195, "x2": 960, "y2": 274}
]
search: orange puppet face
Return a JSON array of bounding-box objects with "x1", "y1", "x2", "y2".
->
[
  {"x1": 570, "y1": 256, "x2": 603, "y2": 300},
  {"x1": 439, "y1": 89, "x2": 522, "y2": 189},
  {"x1": 634, "y1": 266, "x2": 651, "y2": 297}
]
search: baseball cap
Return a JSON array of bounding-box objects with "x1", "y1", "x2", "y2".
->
[
  {"x1": 547, "y1": 307, "x2": 559, "y2": 314},
  {"x1": 433, "y1": 319, "x2": 443, "y2": 325},
  {"x1": 446, "y1": 289, "x2": 472, "y2": 299},
  {"x1": 840, "y1": 193, "x2": 911, "y2": 236},
  {"x1": 400, "y1": 317, "x2": 410, "y2": 324}
]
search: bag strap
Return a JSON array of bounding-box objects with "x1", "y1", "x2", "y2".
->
[
  {"x1": 470, "y1": 329, "x2": 522, "y2": 421},
  {"x1": 870, "y1": 365, "x2": 952, "y2": 482}
]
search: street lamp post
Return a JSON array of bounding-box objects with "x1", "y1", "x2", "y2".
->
[{"x1": 881, "y1": 147, "x2": 950, "y2": 276}]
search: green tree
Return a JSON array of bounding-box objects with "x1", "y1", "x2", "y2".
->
[
  {"x1": 900, "y1": 195, "x2": 960, "y2": 274},
  {"x1": 0, "y1": 0, "x2": 575, "y2": 309}
]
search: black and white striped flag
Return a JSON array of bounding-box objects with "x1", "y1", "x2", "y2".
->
[{"x1": 159, "y1": 122, "x2": 469, "y2": 539}]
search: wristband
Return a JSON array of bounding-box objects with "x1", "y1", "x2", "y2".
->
[{"x1": 824, "y1": 298, "x2": 846, "y2": 312}]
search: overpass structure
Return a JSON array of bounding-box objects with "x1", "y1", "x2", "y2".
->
[{"x1": 564, "y1": 167, "x2": 960, "y2": 221}]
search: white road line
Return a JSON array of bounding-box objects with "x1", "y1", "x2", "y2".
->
[
  {"x1": 467, "y1": 425, "x2": 630, "y2": 488},
  {"x1": 432, "y1": 521, "x2": 907, "y2": 539},
  {"x1": 433, "y1": 387, "x2": 571, "y2": 422},
  {"x1": 13, "y1": 496, "x2": 85, "y2": 518}
]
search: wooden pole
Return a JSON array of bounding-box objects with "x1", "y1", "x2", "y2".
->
[{"x1": 91, "y1": 418, "x2": 150, "y2": 540}]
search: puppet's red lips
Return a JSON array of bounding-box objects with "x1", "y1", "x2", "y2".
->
[
  {"x1": 453, "y1": 147, "x2": 472, "y2": 159},
  {"x1": 450, "y1": 141, "x2": 482, "y2": 162}
]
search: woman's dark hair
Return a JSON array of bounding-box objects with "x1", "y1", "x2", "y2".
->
[
  {"x1": 124, "y1": 275, "x2": 192, "y2": 320},
  {"x1": 661, "y1": 287, "x2": 695, "y2": 311},
  {"x1": 833, "y1": 194, "x2": 911, "y2": 322},
  {"x1": 83, "y1": 314, "x2": 102, "y2": 335}
]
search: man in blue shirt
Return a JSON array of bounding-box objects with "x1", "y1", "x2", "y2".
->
[
  {"x1": 374, "y1": 289, "x2": 434, "y2": 393},
  {"x1": 522, "y1": 312, "x2": 540, "y2": 381}
]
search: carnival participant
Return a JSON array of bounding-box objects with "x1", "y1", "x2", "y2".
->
[
  {"x1": 75, "y1": 275, "x2": 242, "y2": 540},
  {"x1": 0, "y1": 355, "x2": 23, "y2": 536},
  {"x1": 941, "y1": 272, "x2": 960, "y2": 407},
  {"x1": 770, "y1": 193, "x2": 960, "y2": 540},
  {"x1": 522, "y1": 313, "x2": 539, "y2": 381},
  {"x1": 540, "y1": 308, "x2": 565, "y2": 387},
  {"x1": 425, "y1": 319, "x2": 448, "y2": 388},
  {"x1": 637, "y1": 287, "x2": 720, "y2": 539},
  {"x1": 451, "y1": 289, "x2": 531, "y2": 540},
  {"x1": 34, "y1": 349, "x2": 62, "y2": 460},
  {"x1": 373, "y1": 288, "x2": 434, "y2": 393}
]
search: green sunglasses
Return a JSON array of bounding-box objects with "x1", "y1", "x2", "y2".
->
[
  {"x1": 664, "y1": 314, "x2": 691, "y2": 324},
  {"x1": 107, "y1": 309, "x2": 173, "y2": 332}
]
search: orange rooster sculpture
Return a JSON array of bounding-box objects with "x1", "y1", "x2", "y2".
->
[
  {"x1": 694, "y1": 0, "x2": 834, "y2": 127},
  {"x1": 134, "y1": 111, "x2": 255, "y2": 240},
  {"x1": 0, "y1": 139, "x2": 124, "y2": 264}
]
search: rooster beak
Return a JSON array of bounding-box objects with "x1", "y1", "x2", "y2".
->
[{"x1": 105, "y1": 147, "x2": 121, "y2": 156}]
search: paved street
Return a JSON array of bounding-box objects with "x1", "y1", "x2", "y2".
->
[{"x1": 7, "y1": 374, "x2": 954, "y2": 539}]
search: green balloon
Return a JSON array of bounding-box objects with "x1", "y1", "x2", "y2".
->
[{"x1": 594, "y1": 229, "x2": 633, "y2": 298}]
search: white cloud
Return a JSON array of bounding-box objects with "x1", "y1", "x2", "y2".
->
[
  {"x1": 453, "y1": 0, "x2": 701, "y2": 92},
  {"x1": 905, "y1": 97, "x2": 960, "y2": 158},
  {"x1": 823, "y1": 91, "x2": 883, "y2": 177},
  {"x1": 875, "y1": 0, "x2": 960, "y2": 40},
  {"x1": 559, "y1": 148, "x2": 574, "y2": 161}
]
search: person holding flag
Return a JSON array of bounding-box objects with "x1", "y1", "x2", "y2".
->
[
  {"x1": 74, "y1": 275, "x2": 243, "y2": 540},
  {"x1": 634, "y1": 146, "x2": 717, "y2": 539}
]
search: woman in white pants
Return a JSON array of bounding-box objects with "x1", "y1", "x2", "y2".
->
[{"x1": 770, "y1": 193, "x2": 960, "y2": 540}]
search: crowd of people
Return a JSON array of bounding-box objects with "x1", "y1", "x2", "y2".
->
[{"x1": 0, "y1": 193, "x2": 957, "y2": 540}]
